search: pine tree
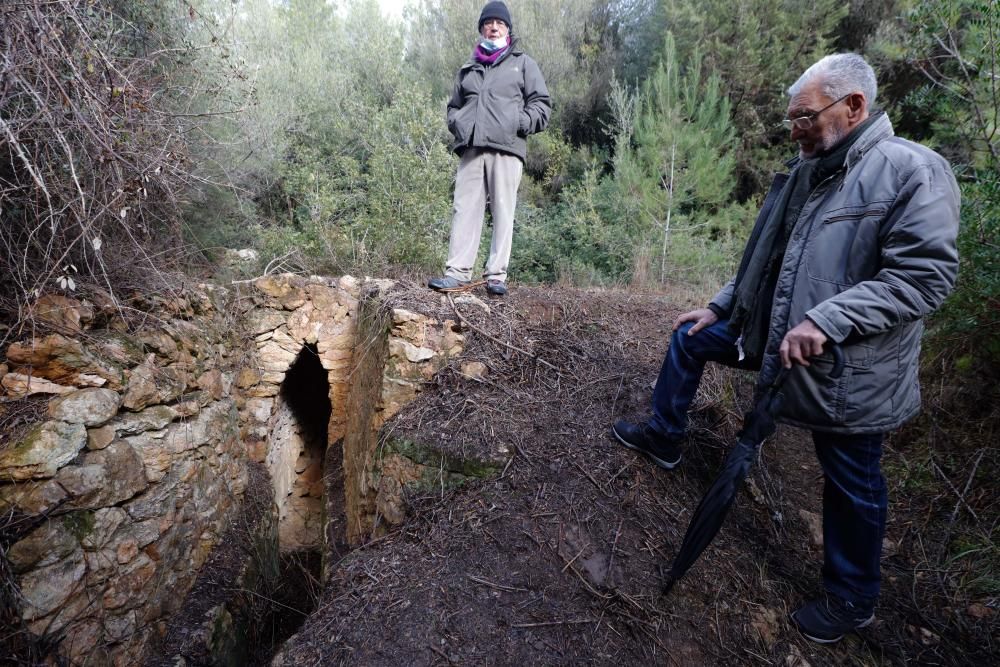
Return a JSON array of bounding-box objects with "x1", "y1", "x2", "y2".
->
[{"x1": 614, "y1": 34, "x2": 739, "y2": 283}]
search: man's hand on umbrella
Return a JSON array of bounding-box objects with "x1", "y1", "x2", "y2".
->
[
  {"x1": 673, "y1": 308, "x2": 718, "y2": 335},
  {"x1": 780, "y1": 319, "x2": 828, "y2": 368}
]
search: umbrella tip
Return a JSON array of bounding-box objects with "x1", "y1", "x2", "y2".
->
[{"x1": 661, "y1": 576, "x2": 677, "y2": 596}]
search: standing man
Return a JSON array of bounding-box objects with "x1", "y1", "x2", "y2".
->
[
  {"x1": 611, "y1": 54, "x2": 959, "y2": 643},
  {"x1": 428, "y1": 1, "x2": 551, "y2": 297}
]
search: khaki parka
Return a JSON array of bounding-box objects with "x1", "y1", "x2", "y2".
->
[
  {"x1": 711, "y1": 114, "x2": 960, "y2": 434},
  {"x1": 446, "y1": 38, "x2": 551, "y2": 163}
]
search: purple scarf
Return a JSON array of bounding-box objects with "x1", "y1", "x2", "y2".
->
[{"x1": 474, "y1": 43, "x2": 510, "y2": 65}]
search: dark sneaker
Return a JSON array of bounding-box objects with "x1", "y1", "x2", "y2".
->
[
  {"x1": 486, "y1": 279, "x2": 507, "y2": 296},
  {"x1": 611, "y1": 420, "x2": 681, "y2": 470},
  {"x1": 791, "y1": 596, "x2": 875, "y2": 643},
  {"x1": 428, "y1": 276, "x2": 469, "y2": 291}
]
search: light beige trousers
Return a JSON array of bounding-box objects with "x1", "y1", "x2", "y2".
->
[{"x1": 445, "y1": 148, "x2": 523, "y2": 283}]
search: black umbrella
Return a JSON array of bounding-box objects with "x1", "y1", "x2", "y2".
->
[{"x1": 661, "y1": 346, "x2": 845, "y2": 595}]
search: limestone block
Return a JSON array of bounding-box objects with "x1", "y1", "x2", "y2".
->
[
  {"x1": 76, "y1": 374, "x2": 108, "y2": 387},
  {"x1": 168, "y1": 318, "x2": 212, "y2": 358},
  {"x1": 121, "y1": 428, "x2": 169, "y2": 482},
  {"x1": 391, "y1": 308, "x2": 427, "y2": 346},
  {"x1": 105, "y1": 610, "x2": 137, "y2": 642},
  {"x1": 3, "y1": 372, "x2": 78, "y2": 397},
  {"x1": 130, "y1": 517, "x2": 162, "y2": 548},
  {"x1": 338, "y1": 274, "x2": 361, "y2": 294},
  {"x1": 364, "y1": 277, "x2": 395, "y2": 293},
  {"x1": 235, "y1": 366, "x2": 262, "y2": 388},
  {"x1": 19, "y1": 548, "x2": 86, "y2": 620},
  {"x1": 59, "y1": 620, "x2": 102, "y2": 662},
  {"x1": 245, "y1": 397, "x2": 274, "y2": 424},
  {"x1": 34, "y1": 294, "x2": 87, "y2": 333},
  {"x1": 102, "y1": 553, "x2": 156, "y2": 610},
  {"x1": 84, "y1": 548, "x2": 118, "y2": 585},
  {"x1": 58, "y1": 441, "x2": 148, "y2": 508},
  {"x1": 125, "y1": 400, "x2": 233, "y2": 482},
  {"x1": 303, "y1": 283, "x2": 342, "y2": 313},
  {"x1": 286, "y1": 303, "x2": 321, "y2": 344},
  {"x1": 55, "y1": 464, "x2": 104, "y2": 501},
  {"x1": 196, "y1": 368, "x2": 225, "y2": 400},
  {"x1": 138, "y1": 330, "x2": 179, "y2": 360},
  {"x1": 87, "y1": 424, "x2": 115, "y2": 450},
  {"x1": 115, "y1": 405, "x2": 178, "y2": 436},
  {"x1": 0, "y1": 478, "x2": 66, "y2": 515},
  {"x1": 250, "y1": 308, "x2": 286, "y2": 335},
  {"x1": 6, "y1": 333, "x2": 126, "y2": 389},
  {"x1": 257, "y1": 340, "x2": 298, "y2": 371},
  {"x1": 249, "y1": 382, "x2": 279, "y2": 397},
  {"x1": 122, "y1": 361, "x2": 185, "y2": 411},
  {"x1": 270, "y1": 327, "x2": 305, "y2": 356},
  {"x1": 48, "y1": 388, "x2": 121, "y2": 426},
  {"x1": 316, "y1": 327, "x2": 353, "y2": 351},
  {"x1": 124, "y1": 478, "x2": 176, "y2": 521},
  {"x1": 0, "y1": 420, "x2": 87, "y2": 480},
  {"x1": 26, "y1": 581, "x2": 92, "y2": 638},
  {"x1": 8, "y1": 518, "x2": 79, "y2": 573},
  {"x1": 389, "y1": 339, "x2": 435, "y2": 363},
  {"x1": 80, "y1": 507, "x2": 128, "y2": 550},
  {"x1": 255, "y1": 274, "x2": 306, "y2": 305},
  {"x1": 116, "y1": 539, "x2": 139, "y2": 564}
]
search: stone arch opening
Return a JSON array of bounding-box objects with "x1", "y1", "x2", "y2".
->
[{"x1": 269, "y1": 344, "x2": 334, "y2": 551}]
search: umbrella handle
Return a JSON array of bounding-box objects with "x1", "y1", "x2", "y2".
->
[
  {"x1": 828, "y1": 343, "x2": 846, "y2": 379},
  {"x1": 764, "y1": 344, "x2": 845, "y2": 412}
]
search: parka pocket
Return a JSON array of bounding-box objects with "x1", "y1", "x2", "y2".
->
[{"x1": 805, "y1": 204, "x2": 889, "y2": 285}]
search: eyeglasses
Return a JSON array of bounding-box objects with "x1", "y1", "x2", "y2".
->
[{"x1": 781, "y1": 94, "x2": 850, "y2": 131}]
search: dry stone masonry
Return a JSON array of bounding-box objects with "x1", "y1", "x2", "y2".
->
[{"x1": 0, "y1": 274, "x2": 472, "y2": 664}]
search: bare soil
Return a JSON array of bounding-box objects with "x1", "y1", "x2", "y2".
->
[{"x1": 209, "y1": 284, "x2": 1000, "y2": 665}]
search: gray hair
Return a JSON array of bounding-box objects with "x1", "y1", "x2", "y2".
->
[{"x1": 788, "y1": 53, "x2": 877, "y2": 107}]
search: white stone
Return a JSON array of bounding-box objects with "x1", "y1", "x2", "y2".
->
[{"x1": 2, "y1": 373, "x2": 76, "y2": 397}]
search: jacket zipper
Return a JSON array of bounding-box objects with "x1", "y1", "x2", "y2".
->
[{"x1": 823, "y1": 208, "x2": 886, "y2": 224}]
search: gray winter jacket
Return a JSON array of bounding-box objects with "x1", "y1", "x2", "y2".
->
[
  {"x1": 446, "y1": 39, "x2": 551, "y2": 162},
  {"x1": 710, "y1": 114, "x2": 960, "y2": 434}
]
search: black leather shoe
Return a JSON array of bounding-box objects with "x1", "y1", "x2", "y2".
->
[
  {"x1": 791, "y1": 595, "x2": 875, "y2": 643},
  {"x1": 611, "y1": 420, "x2": 681, "y2": 469},
  {"x1": 486, "y1": 279, "x2": 507, "y2": 296},
  {"x1": 428, "y1": 276, "x2": 469, "y2": 291}
]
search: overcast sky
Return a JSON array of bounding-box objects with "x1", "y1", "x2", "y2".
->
[{"x1": 376, "y1": 0, "x2": 407, "y2": 20}]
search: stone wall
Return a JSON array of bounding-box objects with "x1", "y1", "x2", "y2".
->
[
  {"x1": 0, "y1": 288, "x2": 244, "y2": 665},
  {"x1": 0, "y1": 275, "x2": 470, "y2": 664}
]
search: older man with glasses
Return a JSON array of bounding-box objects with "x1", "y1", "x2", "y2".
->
[{"x1": 610, "y1": 53, "x2": 959, "y2": 643}]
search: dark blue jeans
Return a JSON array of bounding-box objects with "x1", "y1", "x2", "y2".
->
[{"x1": 648, "y1": 319, "x2": 887, "y2": 605}]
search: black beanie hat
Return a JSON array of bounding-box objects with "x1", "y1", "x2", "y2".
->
[{"x1": 478, "y1": 1, "x2": 512, "y2": 31}]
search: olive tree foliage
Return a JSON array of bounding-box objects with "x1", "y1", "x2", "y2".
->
[{"x1": 192, "y1": 0, "x2": 455, "y2": 272}]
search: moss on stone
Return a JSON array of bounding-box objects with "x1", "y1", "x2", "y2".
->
[
  {"x1": 62, "y1": 510, "x2": 96, "y2": 540},
  {"x1": 384, "y1": 438, "x2": 501, "y2": 479}
]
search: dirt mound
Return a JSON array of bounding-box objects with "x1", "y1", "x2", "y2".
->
[{"x1": 273, "y1": 285, "x2": 995, "y2": 666}]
